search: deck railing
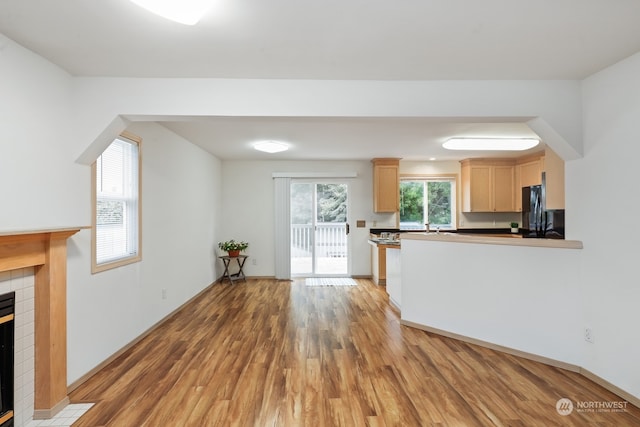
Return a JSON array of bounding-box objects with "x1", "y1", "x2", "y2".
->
[{"x1": 291, "y1": 223, "x2": 347, "y2": 258}]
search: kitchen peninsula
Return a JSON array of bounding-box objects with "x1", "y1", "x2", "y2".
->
[{"x1": 399, "y1": 232, "x2": 583, "y2": 369}]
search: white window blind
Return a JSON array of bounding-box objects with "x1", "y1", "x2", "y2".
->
[
  {"x1": 273, "y1": 176, "x2": 291, "y2": 280},
  {"x1": 95, "y1": 137, "x2": 139, "y2": 265}
]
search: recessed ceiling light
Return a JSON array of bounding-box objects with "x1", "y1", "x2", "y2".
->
[
  {"x1": 443, "y1": 138, "x2": 539, "y2": 151},
  {"x1": 130, "y1": 0, "x2": 214, "y2": 25},
  {"x1": 254, "y1": 140, "x2": 289, "y2": 154}
]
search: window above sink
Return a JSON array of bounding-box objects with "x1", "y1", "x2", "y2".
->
[{"x1": 399, "y1": 176, "x2": 457, "y2": 231}]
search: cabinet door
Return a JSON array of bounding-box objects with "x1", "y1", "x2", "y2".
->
[
  {"x1": 515, "y1": 160, "x2": 542, "y2": 211},
  {"x1": 469, "y1": 166, "x2": 492, "y2": 212},
  {"x1": 544, "y1": 148, "x2": 565, "y2": 209},
  {"x1": 373, "y1": 162, "x2": 399, "y2": 212},
  {"x1": 493, "y1": 166, "x2": 515, "y2": 212},
  {"x1": 520, "y1": 161, "x2": 542, "y2": 188}
]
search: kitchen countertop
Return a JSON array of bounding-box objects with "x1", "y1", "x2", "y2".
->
[
  {"x1": 401, "y1": 232, "x2": 582, "y2": 249},
  {"x1": 368, "y1": 238, "x2": 401, "y2": 248}
]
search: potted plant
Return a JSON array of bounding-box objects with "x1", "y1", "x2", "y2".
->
[
  {"x1": 218, "y1": 239, "x2": 249, "y2": 257},
  {"x1": 510, "y1": 222, "x2": 519, "y2": 234}
]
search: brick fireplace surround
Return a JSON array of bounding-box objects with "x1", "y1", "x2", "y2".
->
[{"x1": 0, "y1": 228, "x2": 82, "y2": 425}]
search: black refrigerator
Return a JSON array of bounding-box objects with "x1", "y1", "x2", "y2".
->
[
  {"x1": 522, "y1": 185, "x2": 565, "y2": 239},
  {"x1": 522, "y1": 185, "x2": 545, "y2": 237}
]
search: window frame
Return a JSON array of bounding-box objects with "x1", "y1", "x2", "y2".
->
[
  {"x1": 399, "y1": 174, "x2": 457, "y2": 231},
  {"x1": 91, "y1": 131, "x2": 142, "y2": 273}
]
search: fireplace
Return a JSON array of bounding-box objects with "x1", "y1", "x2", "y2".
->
[
  {"x1": 0, "y1": 227, "x2": 82, "y2": 424},
  {"x1": 0, "y1": 291, "x2": 15, "y2": 427}
]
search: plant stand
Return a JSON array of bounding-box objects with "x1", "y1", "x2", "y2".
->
[{"x1": 219, "y1": 255, "x2": 248, "y2": 284}]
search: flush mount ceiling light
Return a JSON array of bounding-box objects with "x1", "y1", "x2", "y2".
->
[
  {"x1": 130, "y1": 0, "x2": 214, "y2": 25},
  {"x1": 443, "y1": 138, "x2": 539, "y2": 151},
  {"x1": 254, "y1": 140, "x2": 289, "y2": 154}
]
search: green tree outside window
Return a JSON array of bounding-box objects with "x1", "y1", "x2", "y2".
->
[{"x1": 400, "y1": 180, "x2": 452, "y2": 228}]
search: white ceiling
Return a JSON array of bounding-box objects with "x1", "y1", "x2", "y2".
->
[
  {"x1": 2, "y1": 0, "x2": 639, "y2": 160},
  {"x1": 160, "y1": 116, "x2": 544, "y2": 161}
]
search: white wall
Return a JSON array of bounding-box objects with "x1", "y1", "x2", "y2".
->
[
  {"x1": 401, "y1": 238, "x2": 583, "y2": 365},
  {"x1": 70, "y1": 78, "x2": 583, "y2": 164},
  {"x1": 0, "y1": 34, "x2": 84, "y2": 228},
  {"x1": 220, "y1": 160, "x2": 382, "y2": 277},
  {"x1": 66, "y1": 122, "x2": 222, "y2": 383},
  {"x1": 574, "y1": 52, "x2": 640, "y2": 398},
  {"x1": 1, "y1": 35, "x2": 223, "y2": 386},
  {"x1": 400, "y1": 160, "x2": 460, "y2": 176}
]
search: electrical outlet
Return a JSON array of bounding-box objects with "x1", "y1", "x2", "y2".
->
[
  {"x1": 161, "y1": 289, "x2": 167, "y2": 300},
  {"x1": 252, "y1": 258, "x2": 257, "y2": 265},
  {"x1": 585, "y1": 327, "x2": 594, "y2": 343}
]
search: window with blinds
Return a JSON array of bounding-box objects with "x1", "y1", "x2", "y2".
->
[{"x1": 92, "y1": 133, "x2": 141, "y2": 273}]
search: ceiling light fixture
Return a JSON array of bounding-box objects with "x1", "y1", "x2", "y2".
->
[
  {"x1": 130, "y1": 0, "x2": 213, "y2": 25},
  {"x1": 254, "y1": 140, "x2": 289, "y2": 154},
  {"x1": 443, "y1": 138, "x2": 539, "y2": 151}
]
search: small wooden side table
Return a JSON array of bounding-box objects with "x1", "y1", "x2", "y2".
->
[{"x1": 219, "y1": 255, "x2": 248, "y2": 284}]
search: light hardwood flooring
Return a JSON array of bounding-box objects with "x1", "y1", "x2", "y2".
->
[{"x1": 69, "y1": 278, "x2": 640, "y2": 426}]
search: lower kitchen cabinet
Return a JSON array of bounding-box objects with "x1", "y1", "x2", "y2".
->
[
  {"x1": 370, "y1": 241, "x2": 387, "y2": 285},
  {"x1": 386, "y1": 246, "x2": 401, "y2": 309}
]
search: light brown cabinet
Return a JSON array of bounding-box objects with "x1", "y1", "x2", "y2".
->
[
  {"x1": 372, "y1": 158, "x2": 400, "y2": 213},
  {"x1": 515, "y1": 155, "x2": 544, "y2": 211},
  {"x1": 543, "y1": 147, "x2": 565, "y2": 210},
  {"x1": 518, "y1": 160, "x2": 543, "y2": 188},
  {"x1": 461, "y1": 159, "x2": 515, "y2": 212},
  {"x1": 370, "y1": 241, "x2": 387, "y2": 285},
  {"x1": 461, "y1": 150, "x2": 562, "y2": 213}
]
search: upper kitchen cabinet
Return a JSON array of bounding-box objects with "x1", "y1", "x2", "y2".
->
[
  {"x1": 372, "y1": 158, "x2": 400, "y2": 212},
  {"x1": 512, "y1": 148, "x2": 564, "y2": 211},
  {"x1": 543, "y1": 147, "x2": 565, "y2": 210},
  {"x1": 461, "y1": 159, "x2": 515, "y2": 212},
  {"x1": 518, "y1": 156, "x2": 543, "y2": 188},
  {"x1": 514, "y1": 153, "x2": 544, "y2": 211}
]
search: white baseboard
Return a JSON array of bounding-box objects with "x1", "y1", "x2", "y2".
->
[
  {"x1": 400, "y1": 320, "x2": 640, "y2": 409},
  {"x1": 67, "y1": 281, "x2": 217, "y2": 393}
]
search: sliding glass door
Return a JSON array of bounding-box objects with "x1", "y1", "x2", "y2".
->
[{"x1": 290, "y1": 181, "x2": 349, "y2": 276}]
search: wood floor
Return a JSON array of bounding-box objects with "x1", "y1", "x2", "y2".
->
[{"x1": 69, "y1": 278, "x2": 640, "y2": 426}]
